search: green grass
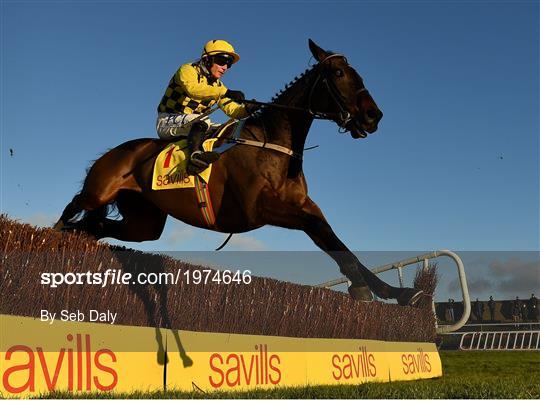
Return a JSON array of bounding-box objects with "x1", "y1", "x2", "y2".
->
[{"x1": 35, "y1": 351, "x2": 540, "y2": 399}]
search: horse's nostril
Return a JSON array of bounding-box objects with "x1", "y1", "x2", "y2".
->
[{"x1": 366, "y1": 109, "x2": 378, "y2": 120}]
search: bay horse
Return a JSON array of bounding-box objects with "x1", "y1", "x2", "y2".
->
[{"x1": 54, "y1": 39, "x2": 422, "y2": 306}]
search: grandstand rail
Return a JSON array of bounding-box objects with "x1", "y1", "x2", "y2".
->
[{"x1": 459, "y1": 330, "x2": 540, "y2": 351}]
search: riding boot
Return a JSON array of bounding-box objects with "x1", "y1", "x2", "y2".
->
[{"x1": 186, "y1": 121, "x2": 220, "y2": 176}]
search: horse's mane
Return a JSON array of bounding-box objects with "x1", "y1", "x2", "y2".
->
[
  {"x1": 252, "y1": 61, "x2": 320, "y2": 120},
  {"x1": 245, "y1": 59, "x2": 330, "y2": 177},
  {"x1": 270, "y1": 66, "x2": 317, "y2": 103}
]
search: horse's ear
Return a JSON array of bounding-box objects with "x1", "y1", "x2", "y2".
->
[{"x1": 308, "y1": 39, "x2": 330, "y2": 62}]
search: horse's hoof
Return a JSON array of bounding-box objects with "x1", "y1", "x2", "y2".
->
[
  {"x1": 348, "y1": 285, "x2": 374, "y2": 302},
  {"x1": 397, "y1": 288, "x2": 424, "y2": 306}
]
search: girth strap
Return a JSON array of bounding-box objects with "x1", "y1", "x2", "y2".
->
[
  {"x1": 194, "y1": 176, "x2": 216, "y2": 228},
  {"x1": 231, "y1": 137, "x2": 302, "y2": 160},
  {"x1": 212, "y1": 119, "x2": 301, "y2": 160}
]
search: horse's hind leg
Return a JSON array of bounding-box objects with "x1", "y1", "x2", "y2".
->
[
  {"x1": 53, "y1": 184, "x2": 120, "y2": 233},
  {"x1": 54, "y1": 142, "x2": 146, "y2": 234},
  {"x1": 97, "y1": 190, "x2": 167, "y2": 242},
  {"x1": 53, "y1": 194, "x2": 85, "y2": 230},
  {"x1": 53, "y1": 195, "x2": 109, "y2": 238}
]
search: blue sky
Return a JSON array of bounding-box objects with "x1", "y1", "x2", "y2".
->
[{"x1": 1, "y1": 1, "x2": 538, "y2": 302}]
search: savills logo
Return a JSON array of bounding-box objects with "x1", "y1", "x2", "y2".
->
[
  {"x1": 401, "y1": 348, "x2": 431, "y2": 374},
  {"x1": 331, "y1": 346, "x2": 377, "y2": 380},
  {"x1": 2, "y1": 334, "x2": 118, "y2": 394},
  {"x1": 208, "y1": 344, "x2": 281, "y2": 388}
]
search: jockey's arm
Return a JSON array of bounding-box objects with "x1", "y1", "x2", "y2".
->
[
  {"x1": 218, "y1": 97, "x2": 249, "y2": 120},
  {"x1": 177, "y1": 63, "x2": 248, "y2": 119},
  {"x1": 177, "y1": 64, "x2": 227, "y2": 100}
]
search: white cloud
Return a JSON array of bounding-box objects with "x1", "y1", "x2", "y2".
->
[
  {"x1": 166, "y1": 225, "x2": 195, "y2": 245},
  {"x1": 448, "y1": 257, "x2": 540, "y2": 298},
  {"x1": 21, "y1": 213, "x2": 59, "y2": 228},
  {"x1": 448, "y1": 276, "x2": 492, "y2": 294},
  {"x1": 228, "y1": 234, "x2": 267, "y2": 251},
  {"x1": 445, "y1": 256, "x2": 539, "y2": 298},
  {"x1": 489, "y1": 258, "x2": 540, "y2": 295}
]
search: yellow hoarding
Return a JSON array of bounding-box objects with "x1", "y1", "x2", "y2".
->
[
  {"x1": 0, "y1": 315, "x2": 163, "y2": 396},
  {"x1": 0, "y1": 315, "x2": 441, "y2": 397}
]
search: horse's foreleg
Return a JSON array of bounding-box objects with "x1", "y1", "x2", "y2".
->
[
  {"x1": 260, "y1": 193, "x2": 422, "y2": 306},
  {"x1": 260, "y1": 195, "x2": 381, "y2": 300}
]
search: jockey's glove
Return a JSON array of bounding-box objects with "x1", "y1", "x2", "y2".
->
[
  {"x1": 225, "y1": 89, "x2": 245, "y2": 103},
  {"x1": 244, "y1": 101, "x2": 261, "y2": 114}
]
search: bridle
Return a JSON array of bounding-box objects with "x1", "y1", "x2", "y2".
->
[
  {"x1": 122, "y1": 55, "x2": 373, "y2": 187},
  {"x1": 307, "y1": 54, "x2": 368, "y2": 133},
  {"x1": 218, "y1": 54, "x2": 372, "y2": 161},
  {"x1": 242, "y1": 54, "x2": 368, "y2": 134}
]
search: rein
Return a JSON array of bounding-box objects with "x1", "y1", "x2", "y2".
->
[
  {"x1": 245, "y1": 53, "x2": 367, "y2": 132},
  {"x1": 242, "y1": 98, "x2": 342, "y2": 121}
]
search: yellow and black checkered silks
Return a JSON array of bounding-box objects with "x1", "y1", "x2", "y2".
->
[{"x1": 158, "y1": 63, "x2": 247, "y2": 119}]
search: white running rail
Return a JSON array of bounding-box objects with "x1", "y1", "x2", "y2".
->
[
  {"x1": 459, "y1": 331, "x2": 540, "y2": 351},
  {"x1": 316, "y1": 250, "x2": 470, "y2": 334}
]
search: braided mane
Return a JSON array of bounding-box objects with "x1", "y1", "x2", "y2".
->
[
  {"x1": 270, "y1": 66, "x2": 316, "y2": 103},
  {"x1": 252, "y1": 63, "x2": 319, "y2": 118}
]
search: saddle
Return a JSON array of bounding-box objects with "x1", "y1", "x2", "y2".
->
[{"x1": 151, "y1": 120, "x2": 241, "y2": 191}]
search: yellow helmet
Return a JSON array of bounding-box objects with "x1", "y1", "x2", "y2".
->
[{"x1": 201, "y1": 39, "x2": 240, "y2": 64}]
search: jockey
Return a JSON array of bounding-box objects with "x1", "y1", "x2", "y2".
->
[{"x1": 156, "y1": 39, "x2": 250, "y2": 175}]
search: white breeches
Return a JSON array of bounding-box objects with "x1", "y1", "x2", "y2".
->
[{"x1": 156, "y1": 113, "x2": 219, "y2": 140}]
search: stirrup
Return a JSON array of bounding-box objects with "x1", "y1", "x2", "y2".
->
[
  {"x1": 189, "y1": 151, "x2": 209, "y2": 169},
  {"x1": 193, "y1": 150, "x2": 220, "y2": 165}
]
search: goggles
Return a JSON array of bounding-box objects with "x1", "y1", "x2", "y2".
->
[{"x1": 211, "y1": 54, "x2": 234, "y2": 68}]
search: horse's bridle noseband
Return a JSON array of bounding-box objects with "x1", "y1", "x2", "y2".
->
[{"x1": 308, "y1": 54, "x2": 368, "y2": 133}]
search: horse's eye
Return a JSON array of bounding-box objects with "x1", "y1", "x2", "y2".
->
[{"x1": 335, "y1": 69, "x2": 344, "y2": 77}]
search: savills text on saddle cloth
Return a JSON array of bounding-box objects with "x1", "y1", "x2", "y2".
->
[
  {"x1": 151, "y1": 139, "x2": 214, "y2": 190},
  {"x1": 151, "y1": 120, "x2": 236, "y2": 190}
]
